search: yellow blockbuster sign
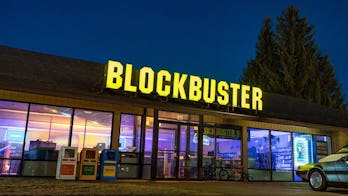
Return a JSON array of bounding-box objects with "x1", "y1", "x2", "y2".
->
[{"x1": 106, "y1": 60, "x2": 263, "y2": 111}]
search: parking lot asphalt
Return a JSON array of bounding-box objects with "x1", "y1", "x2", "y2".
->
[{"x1": 0, "y1": 177, "x2": 347, "y2": 195}]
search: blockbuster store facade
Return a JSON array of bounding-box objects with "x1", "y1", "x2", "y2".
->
[{"x1": 0, "y1": 45, "x2": 348, "y2": 181}]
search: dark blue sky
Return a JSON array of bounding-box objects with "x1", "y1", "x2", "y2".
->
[{"x1": 1, "y1": 1, "x2": 348, "y2": 100}]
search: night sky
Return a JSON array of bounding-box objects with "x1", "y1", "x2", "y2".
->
[{"x1": 1, "y1": 1, "x2": 347, "y2": 100}]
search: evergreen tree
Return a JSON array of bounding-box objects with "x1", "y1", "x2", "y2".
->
[
  {"x1": 316, "y1": 54, "x2": 347, "y2": 110},
  {"x1": 276, "y1": 6, "x2": 318, "y2": 98},
  {"x1": 242, "y1": 18, "x2": 280, "y2": 93},
  {"x1": 241, "y1": 5, "x2": 347, "y2": 111}
]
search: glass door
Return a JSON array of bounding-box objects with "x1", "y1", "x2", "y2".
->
[
  {"x1": 178, "y1": 125, "x2": 198, "y2": 180},
  {"x1": 157, "y1": 123, "x2": 178, "y2": 179},
  {"x1": 156, "y1": 122, "x2": 198, "y2": 180}
]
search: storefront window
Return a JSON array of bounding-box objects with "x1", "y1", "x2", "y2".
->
[
  {"x1": 71, "y1": 109, "x2": 112, "y2": 153},
  {"x1": 216, "y1": 127, "x2": 242, "y2": 180},
  {"x1": 0, "y1": 100, "x2": 28, "y2": 175},
  {"x1": 159, "y1": 111, "x2": 189, "y2": 122},
  {"x1": 178, "y1": 125, "x2": 198, "y2": 179},
  {"x1": 119, "y1": 114, "x2": 141, "y2": 152},
  {"x1": 144, "y1": 117, "x2": 153, "y2": 163},
  {"x1": 313, "y1": 135, "x2": 331, "y2": 162},
  {"x1": 271, "y1": 131, "x2": 292, "y2": 181},
  {"x1": 202, "y1": 125, "x2": 242, "y2": 181},
  {"x1": 24, "y1": 104, "x2": 72, "y2": 158},
  {"x1": 189, "y1": 126, "x2": 198, "y2": 179},
  {"x1": 248, "y1": 128, "x2": 271, "y2": 181},
  {"x1": 202, "y1": 126, "x2": 216, "y2": 180},
  {"x1": 293, "y1": 133, "x2": 313, "y2": 181},
  {"x1": 248, "y1": 129, "x2": 331, "y2": 181},
  {"x1": 142, "y1": 116, "x2": 153, "y2": 179},
  {"x1": 157, "y1": 123, "x2": 177, "y2": 179},
  {"x1": 155, "y1": 111, "x2": 199, "y2": 180},
  {"x1": 22, "y1": 104, "x2": 72, "y2": 176},
  {"x1": 118, "y1": 114, "x2": 142, "y2": 179}
]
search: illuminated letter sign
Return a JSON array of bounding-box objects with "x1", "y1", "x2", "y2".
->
[
  {"x1": 106, "y1": 60, "x2": 123, "y2": 89},
  {"x1": 105, "y1": 60, "x2": 263, "y2": 111},
  {"x1": 241, "y1": 85, "x2": 250, "y2": 109},
  {"x1": 217, "y1": 81, "x2": 229, "y2": 105},
  {"x1": 203, "y1": 78, "x2": 216, "y2": 104},
  {"x1": 124, "y1": 64, "x2": 136, "y2": 92},
  {"x1": 139, "y1": 67, "x2": 154, "y2": 94},
  {"x1": 156, "y1": 70, "x2": 171, "y2": 96},
  {"x1": 189, "y1": 75, "x2": 202, "y2": 101},
  {"x1": 172, "y1": 72, "x2": 188, "y2": 100},
  {"x1": 230, "y1": 83, "x2": 240, "y2": 108}
]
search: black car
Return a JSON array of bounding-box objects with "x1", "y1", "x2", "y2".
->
[{"x1": 296, "y1": 144, "x2": 348, "y2": 191}]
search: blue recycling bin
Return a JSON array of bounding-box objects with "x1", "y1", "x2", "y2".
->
[{"x1": 99, "y1": 149, "x2": 119, "y2": 180}]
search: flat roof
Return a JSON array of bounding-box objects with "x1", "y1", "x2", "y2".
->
[{"x1": 1, "y1": 45, "x2": 348, "y2": 128}]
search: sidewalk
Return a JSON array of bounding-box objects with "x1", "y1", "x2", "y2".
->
[{"x1": 0, "y1": 177, "x2": 343, "y2": 195}]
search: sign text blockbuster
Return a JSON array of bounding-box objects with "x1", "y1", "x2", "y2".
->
[{"x1": 106, "y1": 60, "x2": 263, "y2": 111}]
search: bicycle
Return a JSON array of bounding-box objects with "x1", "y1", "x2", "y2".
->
[
  {"x1": 203, "y1": 164, "x2": 217, "y2": 180},
  {"x1": 219, "y1": 164, "x2": 253, "y2": 181}
]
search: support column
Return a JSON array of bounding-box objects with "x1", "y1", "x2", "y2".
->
[
  {"x1": 111, "y1": 111, "x2": 121, "y2": 149},
  {"x1": 197, "y1": 114, "x2": 203, "y2": 180},
  {"x1": 150, "y1": 109, "x2": 159, "y2": 180},
  {"x1": 139, "y1": 108, "x2": 146, "y2": 179},
  {"x1": 242, "y1": 123, "x2": 248, "y2": 181}
]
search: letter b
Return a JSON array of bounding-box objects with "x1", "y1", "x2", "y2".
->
[{"x1": 106, "y1": 60, "x2": 123, "y2": 89}]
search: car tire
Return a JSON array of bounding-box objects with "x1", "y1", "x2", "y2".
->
[{"x1": 308, "y1": 169, "x2": 327, "y2": 191}]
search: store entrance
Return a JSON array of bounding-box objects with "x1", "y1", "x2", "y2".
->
[{"x1": 156, "y1": 122, "x2": 197, "y2": 179}]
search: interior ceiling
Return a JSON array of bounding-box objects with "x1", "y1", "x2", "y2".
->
[{"x1": 0, "y1": 103, "x2": 113, "y2": 129}]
